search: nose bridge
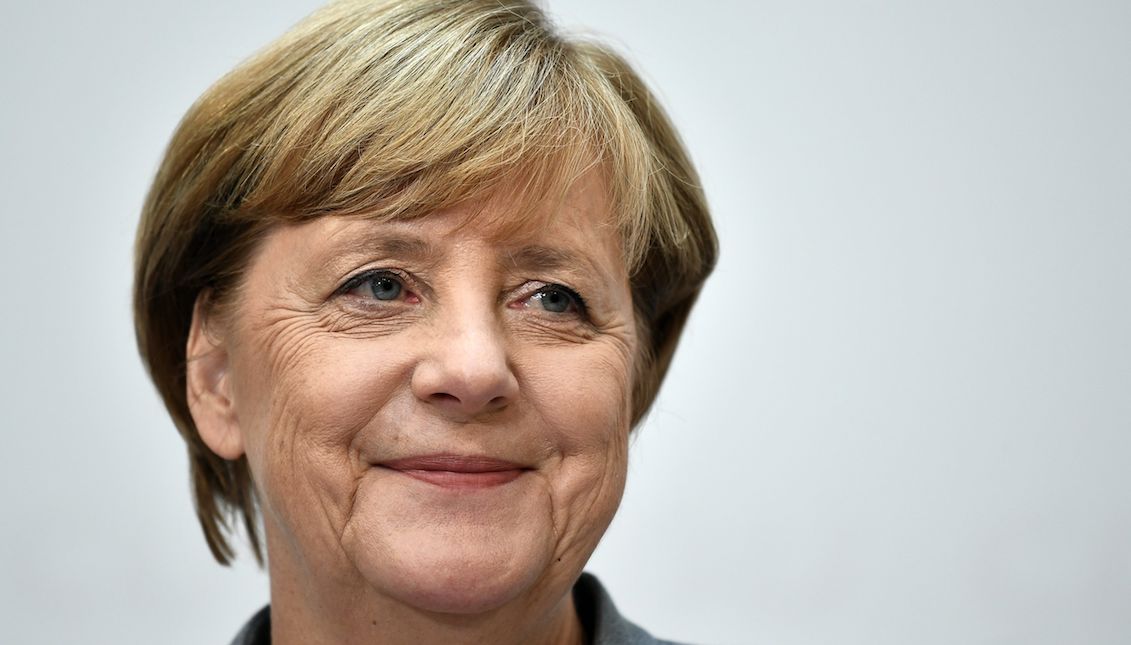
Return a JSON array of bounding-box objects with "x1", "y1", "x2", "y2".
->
[
  {"x1": 442, "y1": 301, "x2": 507, "y2": 377},
  {"x1": 412, "y1": 288, "x2": 518, "y2": 417}
]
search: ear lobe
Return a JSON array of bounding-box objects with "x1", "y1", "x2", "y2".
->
[{"x1": 186, "y1": 293, "x2": 245, "y2": 460}]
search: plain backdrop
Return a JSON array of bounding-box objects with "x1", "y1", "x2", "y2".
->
[{"x1": 2, "y1": 1, "x2": 1129, "y2": 644}]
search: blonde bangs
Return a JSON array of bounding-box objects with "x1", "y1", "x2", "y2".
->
[{"x1": 188, "y1": 0, "x2": 655, "y2": 268}]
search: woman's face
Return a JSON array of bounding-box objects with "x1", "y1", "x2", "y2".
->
[{"x1": 193, "y1": 172, "x2": 637, "y2": 615}]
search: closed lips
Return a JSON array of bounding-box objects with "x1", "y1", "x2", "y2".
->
[{"x1": 378, "y1": 455, "x2": 530, "y2": 489}]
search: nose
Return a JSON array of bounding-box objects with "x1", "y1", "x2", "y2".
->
[{"x1": 410, "y1": 309, "x2": 519, "y2": 420}]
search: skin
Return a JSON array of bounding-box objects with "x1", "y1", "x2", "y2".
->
[{"x1": 186, "y1": 171, "x2": 638, "y2": 645}]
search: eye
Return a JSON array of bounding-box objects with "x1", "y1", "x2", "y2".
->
[
  {"x1": 525, "y1": 284, "x2": 587, "y2": 316},
  {"x1": 338, "y1": 269, "x2": 410, "y2": 303},
  {"x1": 366, "y1": 275, "x2": 402, "y2": 301}
]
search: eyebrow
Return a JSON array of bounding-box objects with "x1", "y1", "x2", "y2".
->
[
  {"x1": 332, "y1": 232, "x2": 436, "y2": 263},
  {"x1": 322, "y1": 227, "x2": 609, "y2": 284},
  {"x1": 504, "y1": 245, "x2": 605, "y2": 280},
  {"x1": 373, "y1": 235, "x2": 434, "y2": 259}
]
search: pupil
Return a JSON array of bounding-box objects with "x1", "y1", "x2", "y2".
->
[
  {"x1": 371, "y1": 277, "x2": 401, "y2": 301},
  {"x1": 540, "y1": 290, "x2": 569, "y2": 313}
]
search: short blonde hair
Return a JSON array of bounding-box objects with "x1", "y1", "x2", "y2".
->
[{"x1": 134, "y1": 0, "x2": 717, "y2": 564}]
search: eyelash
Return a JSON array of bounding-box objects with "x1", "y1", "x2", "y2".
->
[
  {"x1": 336, "y1": 269, "x2": 414, "y2": 301},
  {"x1": 334, "y1": 269, "x2": 589, "y2": 319},
  {"x1": 526, "y1": 283, "x2": 589, "y2": 318}
]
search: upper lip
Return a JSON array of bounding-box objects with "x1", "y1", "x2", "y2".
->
[{"x1": 378, "y1": 454, "x2": 528, "y2": 473}]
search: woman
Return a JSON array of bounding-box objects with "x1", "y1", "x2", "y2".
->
[{"x1": 134, "y1": 0, "x2": 716, "y2": 643}]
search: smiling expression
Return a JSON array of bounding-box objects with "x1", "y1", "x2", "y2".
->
[{"x1": 191, "y1": 171, "x2": 637, "y2": 619}]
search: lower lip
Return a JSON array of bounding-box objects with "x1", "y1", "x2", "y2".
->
[{"x1": 388, "y1": 468, "x2": 525, "y2": 490}]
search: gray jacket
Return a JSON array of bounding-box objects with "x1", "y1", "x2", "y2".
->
[{"x1": 229, "y1": 572, "x2": 684, "y2": 644}]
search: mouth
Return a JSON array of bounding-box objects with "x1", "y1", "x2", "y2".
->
[{"x1": 376, "y1": 454, "x2": 531, "y2": 490}]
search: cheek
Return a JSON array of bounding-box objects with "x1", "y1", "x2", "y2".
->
[
  {"x1": 520, "y1": 342, "x2": 634, "y2": 547},
  {"x1": 229, "y1": 321, "x2": 412, "y2": 549},
  {"x1": 529, "y1": 353, "x2": 632, "y2": 452}
]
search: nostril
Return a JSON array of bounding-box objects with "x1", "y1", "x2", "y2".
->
[{"x1": 431, "y1": 393, "x2": 460, "y2": 404}]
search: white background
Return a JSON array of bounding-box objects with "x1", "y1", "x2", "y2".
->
[{"x1": 2, "y1": 1, "x2": 1129, "y2": 643}]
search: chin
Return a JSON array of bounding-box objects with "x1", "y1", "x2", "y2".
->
[
  {"x1": 340, "y1": 501, "x2": 559, "y2": 615},
  {"x1": 353, "y1": 537, "x2": 554, "y2": 615}
]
